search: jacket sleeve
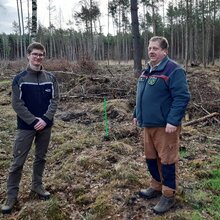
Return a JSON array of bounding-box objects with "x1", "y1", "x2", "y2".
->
[
  {"x1": 42, "y1": 74, "x2": 59, "y2": 124},
  {"x1": 12, "y1": 77, "x2": 38, "y2": 127},
  {"x1": 166, "y1": 68, "x2": 190, "y2": 126}
]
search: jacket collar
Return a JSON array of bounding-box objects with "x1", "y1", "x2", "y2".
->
[
  {"x1": 147, "y1": 56, "x2": 169, "y2": 72},
  {"x1": 26, "y1": 64, "x2": 43, "y2": 74}
]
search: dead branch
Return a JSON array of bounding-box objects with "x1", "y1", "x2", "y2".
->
[
  {"x1": 53, "y1": 71, "x2": 77, "y2": 75},
  {"x1": 183, "y1": 112, "x2": 220, "y2": 126},
  {"x1": 106, "y1": 67, "x2": 114, "y2": 77},
  {"x1": 193, "y1": 103, "x2": 220, "y2": 124},
  {"x1": 89, "y1": 77, "x2": 110, "y2": 83},
  {"x1": 60, "y1": 95, "x2": 105, "y2": 100}
]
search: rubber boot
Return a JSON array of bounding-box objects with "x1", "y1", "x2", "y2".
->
[
  {"x1": 153, "y1": 195, "x2": 175, "y2": 214},
  {"x1": 139, "y1": 187, "x2": 162, "y2": 199}
]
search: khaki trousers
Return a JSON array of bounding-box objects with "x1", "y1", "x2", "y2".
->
[{"x1": 143, "y1": 126, "x2": 181, "y2": 197}]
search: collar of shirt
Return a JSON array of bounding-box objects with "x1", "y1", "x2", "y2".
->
[{"x1": 148, "y1": 61, "x2": 162, "y2": 73}]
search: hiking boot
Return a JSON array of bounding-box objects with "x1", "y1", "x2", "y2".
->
[
  {"x1": 153, "y1": 195, "x2": 175, "y2": 214},
  {"x1": 1, "y1": 197, "x2": 17, "y2": 214},
  {"x1": 30, "y1": 185, "x2": 50, "y2": 200},
  {"x1": 139, "y1": 187, "x2": 162, "y2": 199}
]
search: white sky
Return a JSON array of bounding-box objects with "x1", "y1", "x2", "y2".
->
[{"x1": 0, "y1": 0, "x2": 114, "y2": 35}]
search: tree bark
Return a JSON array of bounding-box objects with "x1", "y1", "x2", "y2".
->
[
  {"x1": 16, "y1": 0, "x2": 23, "y2": 57},
  {"x1": 130, "y1": 0, "x2": 142, "y2": 77},
  {"x1": 184, "y1": 0, "x2": 189, "y2": 70},
  {"x1": 31, "y1": 0, "x2": 37, "y2": 42},
  {"x1": 20, "y1": 0, "x2": 26, "y2": 57}
]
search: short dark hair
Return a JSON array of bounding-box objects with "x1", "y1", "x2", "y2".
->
[
  {"x1": 27, "y1": 42, "x2": 46, "y2": 55},
  {"x1": 149, "y1": 36, "x2": 169, "y2": 49}
]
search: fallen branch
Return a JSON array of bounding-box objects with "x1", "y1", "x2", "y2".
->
[
  {"x1": 193, "y1": 103, "x2": 220, "y2": 124},
  {"x1": 60, "y1": 95, "x2": 105, "y2": 100},
  {"x1": 106, "y1": 67, "x2": 114, "y2": 76},
  {"x1": 89, "y1": 76, "x2": 110, "y2": 83},
  {"x1": 185, "y1": 135, "x2": 220, "y2": 145},
  {"x1": 53, "y1": 71, "x2": 77, "y2": 75},
  {"x1": 183, "y1": 112, "x2": 219, "y2": 126}
]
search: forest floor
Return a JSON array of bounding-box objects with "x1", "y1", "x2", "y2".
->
[{"x1": 0, "y1": 59, "x2": 220, "y2": 220}]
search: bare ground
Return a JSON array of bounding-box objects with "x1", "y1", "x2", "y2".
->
[{"x1": 0, "y1": 60, "x2": 220, "y2": 220}]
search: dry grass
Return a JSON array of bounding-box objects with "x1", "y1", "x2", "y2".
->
[{"x1": 0, "y1": 62, "x2": 220, "y2": 220}]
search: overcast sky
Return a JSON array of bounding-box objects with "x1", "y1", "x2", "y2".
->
[{"x1": 0, "y1": 0, "x2": 113, "y2": 35}]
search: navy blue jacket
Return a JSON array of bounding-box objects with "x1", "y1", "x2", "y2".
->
[
  {"x1": 12, "y1": 66, "x2": 59, "y2": 130},
  {"x1": 134, "y1": 56, "x2": 190, "y2": 127}
]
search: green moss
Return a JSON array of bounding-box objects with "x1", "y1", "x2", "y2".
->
[
  {"x1": 113, "y1": 163, "x2": 140, "y2": 186},
  {"x1": 49, "y1": 141, "x2": 74, "y2": 161},
  {"x1": 0, "y1": 159, "x2": 11, "y2": 169},
  {"x1": 0, "y1": 80, "x2": 11, "y2": 92},
  {"x1": 46, "y1": 198, "x2": 69, "y2": 220},
  {"x1": 200, "y1": 169, "x2": 220, "y2": 191},
  {"x1": 76, "y1": 194, "x2": 93, "y2": 205},
  {"x1": 205, "y1": 196, "x2": 220, "y2": 218},
  {"x1": 51, "y1": 133, "x2": 67, "y2": 145},
  {"x1": 89, "y1": 192, "x2": 114, "y2": 218},
  {"x1": 76, "y1": 155, "x2": 105, "y2": 172},
  {"x1": 180, "y1": 147, "x2": 189, "y2": 159},
  {"x1": 194, "y1": 170, "x2": 214, "y2": 179},
  {"x1": 109, "y1": 141, "x2": 133, "y2": 155},
  {"x1": 96, "y1": 169, "x2": 113, "y2": 181}
]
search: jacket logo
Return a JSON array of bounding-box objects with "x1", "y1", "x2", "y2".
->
[
  {"x1": 147, "y1": 77, "x2": 157, "y2": 85},
  {"x1": 45, "y1": 89, "x2": 51, "y2": 92}
]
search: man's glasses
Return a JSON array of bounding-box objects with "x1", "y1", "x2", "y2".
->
[{"x1": 31, "y1": 52, "x2": 45, "y2": 58}]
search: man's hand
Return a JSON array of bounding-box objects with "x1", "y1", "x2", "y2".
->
[
  {"x1": 165, "y1": 123, "x2": 177, "y2": 133},
  {"x1": 34, "y1": 117, "x2": 47, "y2": 131}
]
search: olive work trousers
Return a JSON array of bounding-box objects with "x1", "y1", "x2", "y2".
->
[
  {"x1": 143, "y1": 126, "x2": 181, "y2": 197},
  {"x1": 6, "y1": 127, "x2": 51, "y2": 199}
]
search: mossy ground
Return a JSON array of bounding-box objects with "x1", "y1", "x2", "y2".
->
[{"x1": 0, "y1": 61, "x2": 220, "y2": 219}]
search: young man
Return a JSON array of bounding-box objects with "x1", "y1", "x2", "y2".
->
[
  {"x1": 1, "y1": 42, "x2": 59, "y2": 214},
  {"x1": 133, "y1": 36, "x2": 190, "y2": 214}
]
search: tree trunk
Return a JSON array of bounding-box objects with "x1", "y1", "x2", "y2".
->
[
  {"x1": 20, "y1": 0, "x2": 26, "y2": 57},
  {"x1": 189, "y1": 0, "x2": 193, "y2": 65},
  {"x1": 184, "y1": 0, "x2": 189, "y2": 70},
  {"x1": 194, "y1": 0, "x2": 199, "y2": 64},
  {"x1": 152, "y1": 0, "x2": 156, "y2": 35},
  {"x1": 130, "y1": 0, "x2": 142, "y2": 77},
  {"x1": 107, "y1": 0, "x2": 110, "y2": 65},
  {"x1": 201, "y1": 0, "x2": 206, "y2": 67},
  {"x1": 177, "y1": 24, "x2": 180, "y2": 60},
  {"x1": 16, "y1": 0, "x2": 23, "y2": 58},
  {"x1": 212, "y1": 0, "x2": 216, "y2": 65},
  {"x1": 31, "y1": 0, "x2": 37, "y2": 42},
  {"x1": 170, "y1": 15, "x2": 174, "y2": 59},
  {"x1": 89, "y1": 0, "x2": 94, "y2": 59},
  {"x1": 27, "y1": 0, "x2": 31, "y2": 44}
]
